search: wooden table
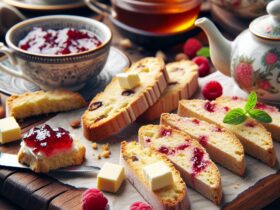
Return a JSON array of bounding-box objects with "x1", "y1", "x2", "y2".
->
[{"x1": 0, "y1": 3, "x2": 279, "y2": 210}]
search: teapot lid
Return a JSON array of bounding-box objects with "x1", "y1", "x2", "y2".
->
[{"x1": 249, "y1": 0, "x2": 280, "y2": 40}]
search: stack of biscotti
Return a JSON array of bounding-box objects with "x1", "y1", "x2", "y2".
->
[
  {"x1": 7, "y1": 90, "x2": 87, "y2": 119},
  {"x1": 120, "y1": 141, "x2": 189, "y2": 210},
  {"x1": 216, "y1": 96, "x2": 280, "y2": 142},
  {"x1": 82, "y1": 57, "x2": 169, "y2": 141},
  {"x1": 141, "y1": 60, "x2": 198, "y2": 121},
  {"x1": 160, "y1": 113, "x2": 245, "y2": 175},
  {"x1": 178, "y1": 99, "x2": 276, "y2": 167},
  {"x1": 138, "y1": 125, "x2": 222, "y2": 204}
]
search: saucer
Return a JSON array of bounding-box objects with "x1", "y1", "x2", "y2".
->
[
  {"x1": 0, "y1": 47, "x2": 130, "y2": 101},
  {"x1": 2, "y1": 0, "x2": 85, "y2": 11}
]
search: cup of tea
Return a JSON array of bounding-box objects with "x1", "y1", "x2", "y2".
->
[
  {"x1": 0, "y1": 15, "x2": 112, "y2": 91},
  {"x1": 85, "y1": 0, "x2": 202, "y2": 47}
]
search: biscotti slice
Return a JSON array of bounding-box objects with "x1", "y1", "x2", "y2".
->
[
  {"x1": 138, "y1": 125, "x2": 222, "y2": 204},
  {"x1": 18, "y1": 124, "x2": 86, "y2": 173},
  {"x1": 216, "y1": 96, "x2": 280, "y2": 142},
  {"x1": 160, "y1": 113, "x2": 245, "y2": 175},
  {"x1": 178, "y1": 100, "x2": 276, "y2": 167},
  {"x1": 7, "y1": 90, "x2": 87, "y2": 119},
  {"x1": 120, "y1": 141, "x2": 189, "y2": 210},
  {"x1": 82, "y1": 57, "x2": 168, "y2": 141},
  {"x1": 141, "y1": 60, "x2": 198, "y2": 121}
]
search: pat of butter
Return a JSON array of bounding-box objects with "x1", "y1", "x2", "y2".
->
[
  {"x1": 116, "y1": 73, "x2": 140, "y2": 90},
  {"x1": 0, "y1": 117, "x2": 21, "y2": 144},
  {"x1": 97, "y1": 162, "x2": 125, "y2": 193},
  {"x1": 143, "y1": 161, "x2": 173, "y2": 191}
]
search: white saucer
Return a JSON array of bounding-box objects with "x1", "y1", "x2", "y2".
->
[
  {"x1": 2, "y1": 0, "x2": 85, "y2": 11},
  {"x1": 0, "y1": 47, "x2": 130, "y2": 101}
]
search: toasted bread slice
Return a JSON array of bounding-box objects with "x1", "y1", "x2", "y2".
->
[
  {"x1": 138, "y1": 125, "x2": 222, "y2": 204},
  {"x1": 120, "y1": 141, "x2": 189, "y2": 210},
  {"x1": 216, "y1": 96, "x2": 280, "y2": 142},
  {"x1": 141, "y1": 60, "x2": 198, "y2": 121},
  {"x1": 178, "y1": 99, "x2": 276, "y2": 167},
  {"x1": 82, "y1": 57, "x2": 169, "y2": 141},
  {"x1": 7, "y1": 90, "x2": 87, "y2": 119},
  {"x1": 18, "y1": 138, "x2": 86, "y2": 173},
  {"x1": 160, "y1": 113, "x2": 245, "y2": 175}
]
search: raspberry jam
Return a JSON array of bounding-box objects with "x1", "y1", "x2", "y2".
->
[
  {"x1": 159, "y1": 128, "x2": 172, "y2": 137},
  {"x1": 198, "y1": 135, "x2": 208, "y2": 147},
  {"x1": 177, "y1": 143, "x2": 189, "y2": 151},
  {"x1": 204, "y1": 101, "x2": 216, "y2": 112},
  {"x1": 158, "y1": 146, "x2": 175, "y2": 155},
  {"x1": 191, "y1": 147, "x2": 209, "y2": 176},
  {"x1": 192, "y1": 119, "x2": 200, "y2": 125},
  {"x1": 213, "y1": 127, "x2": 223, "y2": 132},
  {"x1": 19, "y1": 27, "x2": 102, "y2": 55},
  {"x1": 224, "y1": 106, "x2": 230, "y2": 112},
  {"x1": 23, "y1": 124, "x2": 73, "y2": 157},
  {"x1": 255, "y1": 102, "x2": 277, "y2": 113},
  {"x1": 245, "y1": 121, "x2": 256, "y2": 128}
]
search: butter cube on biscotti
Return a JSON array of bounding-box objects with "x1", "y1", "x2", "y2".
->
[
  {"x1": 143, "y1": 161, "x2": 173, "y2": 191},
  {"x1": 0, "y1": 117, "x2": 21, "y2": 144},
  {"x1": 116, "y1": 73, "x2": 140, "y2": 89},
  {"x1": 97, "y1": 162, "x2": 125, "y2": 193}
]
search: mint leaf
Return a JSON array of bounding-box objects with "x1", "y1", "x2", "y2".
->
[
  {"x1": 249, "y1": 109, "x2": 272, "y2": 123},
  {"x1": 244, "y1": 91, "x2": 257, "y2": 112},
  {"x1": 223, "y1": 108, "x2": 246, "y2": 125},
  {"x1": 197, "y1": 47, "x2": 210, "y2": 58}
]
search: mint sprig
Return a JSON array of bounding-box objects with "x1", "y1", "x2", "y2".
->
[
  {"x1": 223, "y1": 92, "x2": 272, "y2": 125},
  {"x1": 196, "y1": 47, "x2": 210, "y2": 58}
]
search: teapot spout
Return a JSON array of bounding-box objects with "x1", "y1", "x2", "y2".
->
[{"x1": 195, "y1": 18, "x2": 232, "y2": 76}]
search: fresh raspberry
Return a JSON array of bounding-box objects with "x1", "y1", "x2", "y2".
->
[
  {"x1": 82, "y1": 188, "x2": 108, "y2": 210},
  {"x1": 192, "y1": 56, "x2": 211, "y2": 77},
  {"x1": 183, "y1": 38, "x2": 202, "y2": 59},
  {"x1": 202, "y1": 81, "x2": 223, "y2": 100},
  {"x1": 130, "y1": 202, "x2": 153, "y2": 210}
]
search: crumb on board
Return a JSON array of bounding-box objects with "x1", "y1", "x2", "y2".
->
[
  {"x1": 102, "y1": 151, "x2": 110, "y2": 158},
  {"x1": 101, "y1": 143, "x2": 110, "y2": 152},
  {"x1": 175, "y1": 53, "x2": 188, "y2": 61},
  {"x1": 119, "y1": 39, "x2": 133, "y2": 49},
  {"x1": 92, "y1": 143, "x2": 98, "y2": 150}
]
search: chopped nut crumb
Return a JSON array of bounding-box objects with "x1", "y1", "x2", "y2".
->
[
  {"x1": 102, "y1": 151, "x2": 110, "y2": 158},
  {"x1": 92, "y1": 143, "x2": 98, "y2": 150},
  {"x1": 175, "y1": 53, "x2": 188, "y2": 61},
  {"x1": 97, "y1": 154, "x2": 101, "y2": 160},
  {"x1": 155, "y1": 50, "x2": 167, "y2": 61},
  {"x1": 101, "y1": 143, "x2": 110, "y2": 151},
  {"x1": 120, "y1": 39, "x2": 133, "y2": 49},
  {"x1": 70, "y1": 120, "x2": 81, "y2": 129}
]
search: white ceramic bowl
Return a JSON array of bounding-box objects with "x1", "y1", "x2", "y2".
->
[{"x1": 0, "y1": 15, "x2": 112, "y2": 91}]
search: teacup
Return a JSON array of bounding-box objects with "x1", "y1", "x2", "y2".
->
[{"x1": 0, "y1": 15, "x2": 112, "y2": 91}]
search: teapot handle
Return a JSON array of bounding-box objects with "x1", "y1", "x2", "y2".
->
[
  {"x1": 267, "y1": 1, "x2": 280, "y2": 21},
  {"x1": 84, "y1": 0, "x2": 112, "y2": 17}
]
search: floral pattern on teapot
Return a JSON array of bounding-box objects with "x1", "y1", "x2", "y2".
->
[{"x1": 233, "y1": 48, "x2": 280, "y2": 96}]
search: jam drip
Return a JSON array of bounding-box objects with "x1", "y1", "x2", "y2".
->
[
  {"x1": 204, "y1": 101, "x2": 216, "y2": 112},
  {"x1": 23, "y1": 124, "x2": 73, "y2": 157},
  {"x1": 191, "y1": 147, "x2": 209, "y2": 176},
  {"x1": 19, "y1": 27, "x2": 102, "y2": 55}
]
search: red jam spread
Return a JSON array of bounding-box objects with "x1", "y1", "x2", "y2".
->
[
  {"x1": 255, "y1": 102, "x2": 277, "y2": 113},
  {"x1": 19, "y1": 27, "x2": 102, "y2": 55},
  {"x1": 245, "y1": 121, "x2": 256, "y2": 128},
  {"x1": 23, "y1": 124, "x2": 73, "y2": 157},
  {"x1": 198, "y1": 135, "x2": 208, "y2": 147},
  {"x1": 159, "y1": 128, "x2": 172, "y2": 137},
  {"x1": 158, "y1": 146, "x2": 175, "y2": 155},
  {"x1": 191, "y1": 147, "x2": 209, "y2": 176},
  {"x1": 192, "y1": 119, "x2": 200, "y2": 125},
  {"x1": 204, "y1": 101, "x2": 216, "y2": 112},
  {"x1": 177, "y1": 143, "x2": 189, "y2": 151}
]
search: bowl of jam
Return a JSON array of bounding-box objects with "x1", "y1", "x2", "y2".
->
[{"x1": 0, "y1": 15, "x2": 112, "y2": 90}]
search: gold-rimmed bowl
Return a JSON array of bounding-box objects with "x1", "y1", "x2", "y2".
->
[{"x1": 0, "y1": 15, "x2": 112, "y2": 91}]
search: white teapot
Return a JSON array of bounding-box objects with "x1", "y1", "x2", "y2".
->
[{"x1": 196, "y1": 0, "x2": 280, "y2": 105}]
